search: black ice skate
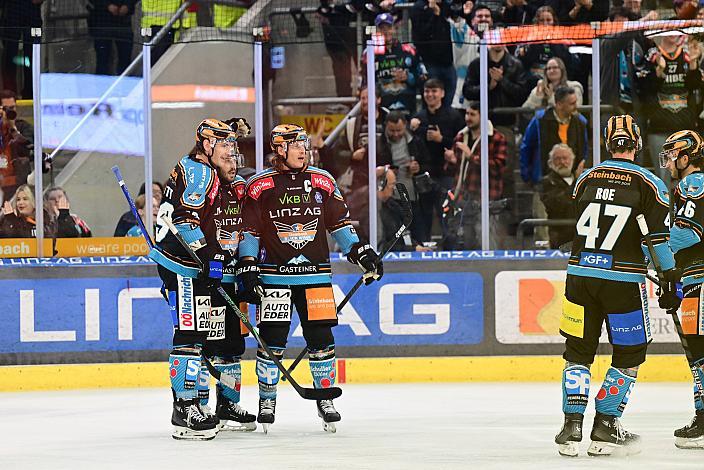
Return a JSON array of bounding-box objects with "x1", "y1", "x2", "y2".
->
[
  {"x1": 587, "y1": 412, "x2": 641, "y2": 456},
  {"x1": 317, "y1": 399, "x2": 341, "y2": 433},
  {"x1": 216, "y1": 390, "x2": 256, "y2": 432},
  {"x1": 554, "y1": 413, "x2": 583, "y2": 457},
  {"x1": 257, "y1": 398, "x2": 276, "y2": 434},
  {"x1": 674, "y1": 410, "x2": 704, "y2": 449},
  {"x1": 171, "y1": 398, "x2": 218, "y2": 440}
]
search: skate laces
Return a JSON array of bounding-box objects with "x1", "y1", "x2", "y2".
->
[
  {"x1": 613, "y1": 418, "x2": 629, "y2": 442},
  {"x1": 228, "y1": 401, "x2": 248, "y2": 417},
  {"x1": 186, "y1": 402, "x2": 209, "y2": 424},
  {"x1": 200, "y1": 403, "x2": 214, "y2": 417},
  {"x1": 261, "y1": 398, "x2": 275, "y2": 414},
  {"x1": 319, "y1": 400, "x2": 336, "y2": 413}
]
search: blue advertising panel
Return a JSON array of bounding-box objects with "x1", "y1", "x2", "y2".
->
[{"x1": 0, "y1": 272, "x2": 483, "y2": 354}]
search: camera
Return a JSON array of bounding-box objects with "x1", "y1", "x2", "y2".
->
[{"x1": 2, "y1": 106, "x2": 17, "y2": 121}]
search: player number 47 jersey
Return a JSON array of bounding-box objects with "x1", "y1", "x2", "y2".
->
[{"x1": 567, "y1": 159, "x2": 674, "y2": 283}]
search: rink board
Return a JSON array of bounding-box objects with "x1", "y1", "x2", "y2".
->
[{"x1": 0, "y1": 251, "x2": 695, "y2": 391}]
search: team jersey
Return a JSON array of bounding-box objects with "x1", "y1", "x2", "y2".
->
[
  {"x1": 671, "y1": 171, "x2": 704, "y2": 287},
  {"x1": 216, "y1": 175, "x2": 246, "y2": 281},
  {"x1": 239, "y1": 165, "x2": 359, "y2": 285},
  {"x1": 150, "y1": 154, "x2": 221, "y2": 278},
  {"x1": 643, "y1": 44, "x2": 699, "y2": 133},
  {"x1": 567, "y1": 158, "x2": 675, "y2": 283}
]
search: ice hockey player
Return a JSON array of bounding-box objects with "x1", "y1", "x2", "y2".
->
[
  {"x1": 150, "y1": 118, "x2": 248, "y2": 440},
  {"x1": 237, "y1": 124, "x2": 383, "y2": 433},
  {"x1": 555, "y1": 115, "x2": 677, "y2": 457},
  {"x1": 194, "y1": 118, "x2": 257, "y2": 433},
  {"x1": 659, "y1": 130, "x2": 704, "y2": 449}
]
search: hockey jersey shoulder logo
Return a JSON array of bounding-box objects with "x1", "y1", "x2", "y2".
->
[
  {"x1": 248, "y1": 176, "x2": 275, "y2": 200},
  {"x1": 310, "y1": 172, "x2": 334, "y2": 196},
  {"x1": 273, "y1": 219, "x2": 318, "y2": 250}
]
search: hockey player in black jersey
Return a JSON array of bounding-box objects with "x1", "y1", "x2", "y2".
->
[
  {"x1": 659, "y1": 130, "x2": 704, "y2": 449},
  {"x1": 194, "y1": 122, "x2": 257, "y2": 433},
  {"x1": 150, "y1": 118, "x2": 253, "y2": 440},
  {"x1": 555, "y1": 115, "x2": 677, "y2": 457},
  {"x1": 237, "y1": 124, "x2": 383, "y2": 433}
]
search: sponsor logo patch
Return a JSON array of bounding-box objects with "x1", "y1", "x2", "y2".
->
[
  {"x1": 258, "y1": 288, "x2": 292, "y2": 322},
  {"x1": 578, "y1": 252, "x2": 613, "y2": 269},
  {"x1": 273, "y1": 219, "x2": 318, "y2": 250}
]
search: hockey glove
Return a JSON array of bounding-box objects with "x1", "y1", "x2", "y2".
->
[
  {"x1": 658, "y1": 269, "x2": 682, "y2": 311},
  {"x1": 347, "y1": 242, "x2": 383, "y2": 285},
  {"x1": 197, "y1": 253, "x2": 224, "y2": 289},
  {"x1": 235, "y1": 259, "x2": 263, "y2": 305}
]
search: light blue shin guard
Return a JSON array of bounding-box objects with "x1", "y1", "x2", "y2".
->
[
  {"x1": 169, "y1": 346, "x2": 202, "y2": 400},
  {"x1": 595, "y1": 367, "x2": 637, "y2": 417},
  {"x1": 214, "y1": 357, "x2": 242, "y2": 404},
  {"x1": 256, "y1": 348, "x2": 284, "y2": 400},
  {"x1": 562, "y1": 362, "x2": 591, "y2": 415},
  {"x1": 309, "y1": 346, "x2": 336, "y2": 390}
]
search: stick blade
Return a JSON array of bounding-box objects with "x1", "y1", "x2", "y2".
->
[{"x1": 302, "y1": 386, "x2": 343, "y2": 401}]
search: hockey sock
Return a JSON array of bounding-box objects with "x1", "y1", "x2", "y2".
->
[
  {"x1": 256, "y1": 347, "x2": 284, "y2": 400},
  {"x1": 169, "y1": 346, "x2": 202, "y2": 400},
  {"x1": 213, "y1": 356, "x2": 242, "y2": 404},
  {"x1": 595, "y1": 366, "x2": 638, "y2": 417},
  {"x1": 690, "y1": 359, "x2": 704, "y2": 412},
  {"x1": 197, "y1": 362, "x2": 210, "y2": 406},
  {"x1": 562, "y1": 362, "x2": 591, "y2": 415},
  {"x1": 309, "y1": 345, "x2": 336, "y2": 389}
]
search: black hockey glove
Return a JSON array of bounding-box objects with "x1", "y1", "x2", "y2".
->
[
  {"x1": 197, "y1": 252, "x2": 224, "y2": 289},
  {"x1": 347, "y1": 242, "x2": 383, "y2": 285},
  {"x1": 235, "y1": 259, "x2": 263, "y2": 305},
  {"x1": 658, "y1": 269, "x2": 682, "y2": 311}
]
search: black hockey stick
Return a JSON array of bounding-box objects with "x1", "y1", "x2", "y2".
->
[
  {"x1": 160, "y1": 214, "x2": 342, "y2": 401},
  {"x1": 283, "y1": 182, "x2": 414, "y2": 378},
  {"x1": 112, "y1": 166, "x2": 242, "y2": 389},
  {"x1": 636, "y1": 214, "x2": 694, "y2": 364}
]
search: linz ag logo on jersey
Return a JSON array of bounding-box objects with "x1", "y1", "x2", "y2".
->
[
  {"x1": 311, "y1": 174, "x2": 334, "y2": 195},
  {"x1": 248, "y1": 177, "x2": 274, "y2": 200},
  {"x1": 579, "y1": 252, "x2": 613, "y2": 269}
]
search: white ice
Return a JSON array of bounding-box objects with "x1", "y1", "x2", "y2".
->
[{"x1": 3, "y1": 383, "x2": 703, "y2": 469}]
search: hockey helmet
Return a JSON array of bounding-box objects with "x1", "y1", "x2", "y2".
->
[
  {"x1": 659, "y1": 130, "x2": 704, "y2": 168},
  {"x1": 196, "y1": 118, "x2": 238, "y2": 145},
  {"x1": 271, "y1": 124, "x2": 311, "y2": 152},
  {"x1": 604, "y1": 114, "x2": 642, "y2": 153}
]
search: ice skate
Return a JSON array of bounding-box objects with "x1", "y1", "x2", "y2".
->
[
  {"x1": 257, "y1": 398, "x2": 276, "y2": 434},
  {"x1": 317, "y1": 399, "x2": 341, "y2": 433},
  {"x1": 587, "y1": 412, "x2": 640, "y2": 456},
  {"x1": 171, "y1": 398, "x2": 218, "y2": 441},
  {"x1": 216, "y1": 390, "x2": 256, "y2": 432},
  {"x1": 554, "y1": 413, "x2": 583, "y2": 457},
  {"x1": 675, "y1": 410, "x2": 704, "y2": 449}
]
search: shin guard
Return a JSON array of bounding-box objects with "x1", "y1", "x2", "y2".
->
[
  {"x1": 197, "y1": 363, "x2": 210, "y2": 406},
  {"x1": 691, "y1": 360, "x2": 704, "y2": 412},
  {"x1": 562, "y1": 362, "x2": 591, "y2": 415},
  {"x1": 169, "y1": 346, "x2": 202, "y2": 400},
  {"x1": 595, "y1": 366, "x2": 637, "y2": 417},
  {"x1": 256, "y1": 347, "x2": 284, "y2": 400},
  {"x1": 309, "y1": 345, "x2": 336, "y2": 389},
  {"x1": 214, "y1": 357, "x2": 242, "y2": 404}
]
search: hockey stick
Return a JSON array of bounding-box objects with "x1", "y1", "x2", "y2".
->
[
  {"x1": 160, "y1": 214, "x2": 342, "y2": 401},
  {"x1": 636, "y1": 214, "x2": 693, "y2": 364},
  {"x1": 283, "y1": 183, "x2": 414, "y2": 378},
  {"x1": 111, "y1": 166, "x2": 242, "y2": 389}
]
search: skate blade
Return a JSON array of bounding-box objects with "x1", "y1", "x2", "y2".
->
[
  {"x1": 262, "y1": 423, "x2": 270, "y2": 434},
  {"x1": 587, "y1": 440, "x2": 640, "y2": 457},
  {"x1": 172, "y1": 425, "x2": 218, "y2": 441},
  {"x1": 675, "y1": 436, "x2": 704, "y2": 449},
  {"x1": 322, "y1": 421, "x2": 337, "y2": 433},
  {"x1": 557, "y1": 441, "x2": 579, "y2": 457},
  {"x1": 218, "y1": 420, "x2": 257, "y2": 432}
]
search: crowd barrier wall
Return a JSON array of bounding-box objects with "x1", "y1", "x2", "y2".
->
[{"x1": 0, "y1": 251, "x2": 692, "y2": 391}]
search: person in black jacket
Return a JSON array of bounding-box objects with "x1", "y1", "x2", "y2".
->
[
  {"x1": 462, "y1": 44, "x2": 529, "y2": 127},
  {"x1": 113, "y1": 181, "x2": 163, "y2": 236},
  {"x1": 0, "y1": 0, "x2": 43, "y2": 98},
  {"x1": 377, "y1": 110, "x2": 431, "y2": 244},
  {"x1": 317, "y1": 0, "x2": 357, "y2": 97},
  {"x1": 87, "y1": 0, "x2": 136, "y2": 75},
  {"x1": 539, "y1": 143, "x2": 581, "y2": 249},
  {"x1": 411, "y1": 0, "x2": 456, "y2": 108}
]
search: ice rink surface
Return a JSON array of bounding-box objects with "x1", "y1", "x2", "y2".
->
[{"x1": 3, "y1": 382, "x2": 703, "y2": 469}]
